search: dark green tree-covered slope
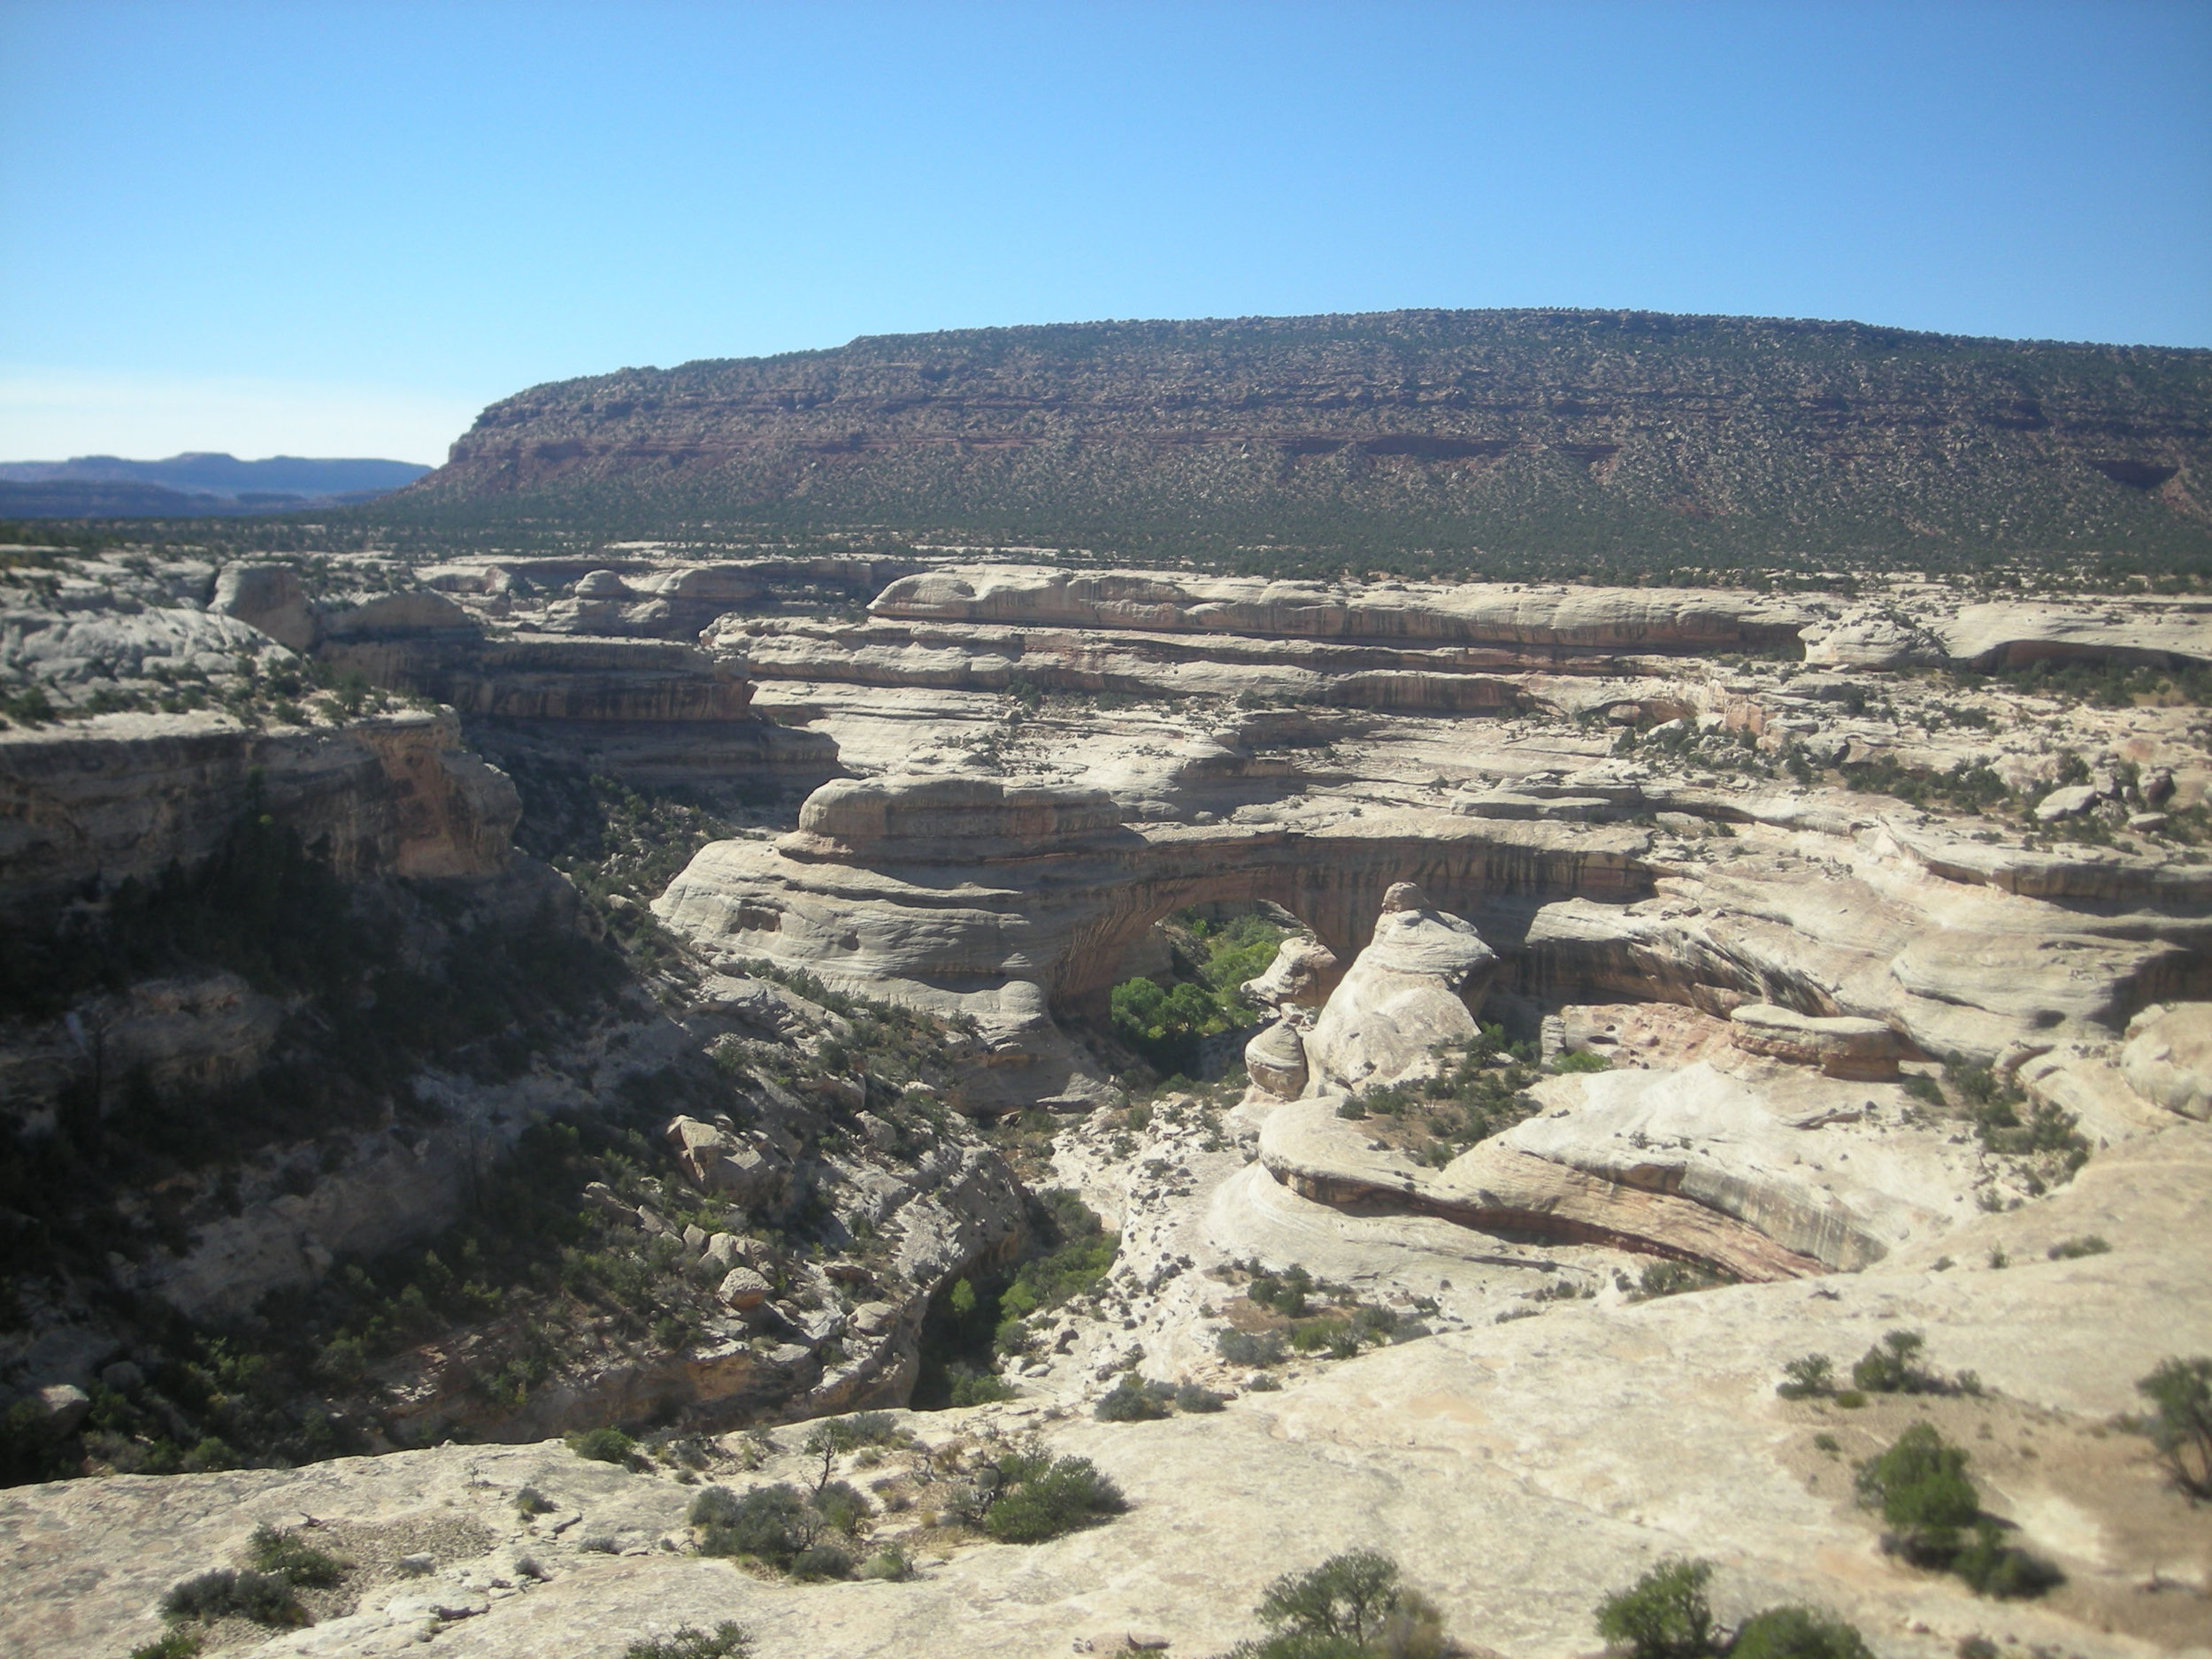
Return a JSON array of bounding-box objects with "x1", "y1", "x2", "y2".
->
[{"x1": 384, "y1": 310, "x2": 2212, "y2": 573}]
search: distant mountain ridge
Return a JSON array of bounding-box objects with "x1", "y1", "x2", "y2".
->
[
  {"x1": 382, "y1": 308, "x2": 2212, "y2": 572},
  {"x1": 0, "y1": 453, "x2": 428, "y2": 518}
]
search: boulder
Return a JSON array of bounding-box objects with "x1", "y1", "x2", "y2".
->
[
  {"x1": 1239, "y1": 935, "x2": 1341, "y2": 1009},
  {"x1": 716, "y1": 1267, "x2": 773, "y2": 1310},
  {"x1": 26, "y1": 1383, "x2": 91, "y2": 1438},
  {"x1": 2121, "y1": 1002, "x2": 2212, "y2": 1120},
  {"x1": 211, "y1": 563, "x2": 316, "y2": 652},
  {"x1": 574, "y1": 569, "x2": 631, "y2": 597},
  {"x1": 2034, "y1": 784, "x2": 2099, "y2": 822},
  {"x1": 1302, "y1": 883, "x2": 1499, "y2": 1093},
  {"x1": 1244, "y1": 1018, "x2": 1310, "y2": 1099},
  {"x1": 663, "y1": 1115, "x2": 787, "y2": 1206},
  {"x1": 1727, "y1": 1003, "x2": 1901, "y2": 1079}
]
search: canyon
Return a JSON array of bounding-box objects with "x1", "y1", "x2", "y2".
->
[{"x1": 2, "y1": 540, "x2": 2209, "y2": 1659}]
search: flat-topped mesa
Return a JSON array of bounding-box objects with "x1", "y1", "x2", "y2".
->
[
  {"x1": 872, "y1": 566, "x2": 1815, "y2": 654},
  {"x1": 783, "y1": 772, "x2": 1129, "y2": 864}
]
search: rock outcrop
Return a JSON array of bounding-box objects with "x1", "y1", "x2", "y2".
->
[
  {"x1": 1726, "y1": 1002, "x2": 1902, "y2": 1079},
  {"x1": 2119, "y1": 1002, "x2": 2212, "y2": 1119},
  {"x1": 1301, "y1": 883, "x2": 1500, "y2": 1092},
  {"x1": 0, "y1": 707, "x2": 518, "y2": 907}
]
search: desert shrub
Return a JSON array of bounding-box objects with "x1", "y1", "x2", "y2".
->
[
  {"x1": 811, "y1": 1479, "x2": 872, "y2": 1536},
  {"x1": 1175, "y1": 1382, "x2": 1228, "y2": 1413},
  {"x1": 982, "y1": 1454, "x2": 1125, "y2": 1543},
  {"x1": 1855, "y1": 1423, "x2": 1980, "y2": 1559},
  {"x1": 567, "y1": 1426, "x2": 637, "y2": 1464},
  {"x1": 1776, "y1": 1355, "x2": 1834, "y2": 1400},
  {"x1": 857, "y1": 1545, "x2": 911, "y2": 1581},
  {"x1": 692, "y1": 1482, "x2": 815, "y2": 1568},
  {"x1": 2045, "y1": 1235, "x2": 2110, "y2": 1260},
  {"x1": 1248, "y1": 1263, "x2": 1315, "y2": 1317},
  {"x1": 2135, "y1": 1356, "x2": 2212, "y2": 1497},
  {"x1": 1240, "y1": 1549, "x2": 1441, "y2": 1656},
  {"x1": 1850, "y1": 1330, "x2": 1939, "y2": 1394},
  {"x1": 949, "y1": 1372, "x2": 1018, "y2": 1405},
  {"x1": 1594, "y1": 1557, "x2": 1717, "y2": 1659},
  {"x1": 625, "y1": 1623, "x2": 752, "y2": 1659},
  {"x1": 789, "y1": 1541, "x2": 854, "y2": 1579},
  {"x1": 1949, "y1": 1522, "x2": 2064, "y2": 1599},
  {"x1": 515, "y1": 1485, "x2": 554, "y2": 1516},
  {"x1": 1633, "y1": 1261, "x2": 1728, "y2": 1300},
  {"x1": 1094, "y1": 1375, "x2": 1176, "y2": 1421},
  {"x1": 159, "y1": 1567, "x2": 307, "y2": 1627},
  {"x1": 129, "y1": 1633, "x2": 203, "y2": 1659},
  {"x1": 1554, "y1": 1049, "x2": 1613, "y2": 1073},
  {"x1": 1729, "y1": 1606, "x2": 1873, "y2": 1659},
  {"x1": 247, "y1": 1524, "x2": 345, "y2": 1587},
  {"x1": 1217, "y1": 1329, "x2": 1288, "y2": 1368}
]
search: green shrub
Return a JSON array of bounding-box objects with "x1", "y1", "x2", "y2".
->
[
  {"x1": 857, "y1": 1545, "x2": 911, "y2": 1581},
  {"x1": 1217, "y1": 1329, "x2": 1288, "y2": 1368},
  {"x1": 1850, "y1": 1330, "x2": 1938, "y2": 1394},
  {"x1": 567, "y1": 1426, "x2": 637, "y2": 1464},
  {"x1": 247, "y1": 1525, "x2": 345, "y2": 1588},
  {"x1": 2045, "y1": 1235, "x2": 2110, "y2": 1260},
  {"x1": 2135, "y1": 1355, "x2": 2212, "y2": 1497},
  {"x1": 1594, "y1": 1557, "x2": 1717, "y2": 1659},
  {"x1": 159, "y1": 1567, "x2": 307, "y2": 1627},
  {"x1": 692, "y1": 1483, "x2": 813, "y2": 1567},
  {"x1": 811, "y1": 1479, "x2": 872, "y2": 1537},
  {"x1": 1776, "y1": 1355, "x2": 1834, "y2": 1400},
  {"x1": 1950, "y1": 1521, "x2": 2063, "y2": 1599},
  {"x1": 949, "y1": 1372, "x2": 1018, "y2": 1406},
  {"x1": 515, "y1": 1485, "x2": 554, "y2": 1517},
  {"x1": 982, "y1": 1454, "x2": 1125, "y2": 1543},
  {"x1": 1554, "y1": 1049, "x2": 1613, "y2": 1073},
  {"x1": 128, "y1": 1633, "x2": 204, "y2": 1659},
  {"x1": 625, "y1": 1623, "x2": 752, "y2": 1659},
  {"x1": 1855, "y1": 1422, "x2": 1980, "y2": 1558},
  {"x1": 1174, "y1": 1382, "x2": 1228, "y2": 1413},
  {"x1": 1094, "y1": 1375, "x2": 1175, "y2": 1421},
  {"x1": 1248, "y1": 1549, "x2": 1435, "y2": 1655},
  {"x1": 789, "y1": 1541, "x2": 854, "y2": 1579},
  {"x1": 1729, "y1": 1606, "x2": 1873, "y2": 1659}
]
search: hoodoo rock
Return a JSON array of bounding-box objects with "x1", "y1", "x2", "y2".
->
[
  {"x1": 1302, "y1": 884, "x2": 1501, "y2": 1093},
  {"x1": 1240, "y1": 934, "x2": 1343, "y2": 1009},
  {"x1": 1243, "y1": 1017, "x2": 1311, "y2": 1099}
]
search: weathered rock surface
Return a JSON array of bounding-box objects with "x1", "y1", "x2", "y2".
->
[
  {"x1": 1242, "y1": 1016, "x2": 1310, "y2": 1098},
  {"x1": 1726, "y1": 1002, "x2": 1902, "y2": 1079},
  {"x1": 1240, "y1": 933, "x2": 1342, "y2": 1009},
  {"x1": 1302, "y1": 883, "x2": 1500, "y2": 1092},
  {"x1": 0, "y1": 708, "x2": 518, "y2": 907},
  {"x1": 2120, "y1": 1001, "x2": 2212, "y2": 1120}
]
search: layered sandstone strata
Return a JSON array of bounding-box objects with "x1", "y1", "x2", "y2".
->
[{"x1": 0, "y1": 707, "x2": 518, "y2": 906}]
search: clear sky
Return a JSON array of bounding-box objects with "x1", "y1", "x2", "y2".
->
[{"x1": 3, "y1": 0, "x2": 2208, "y2": 465}]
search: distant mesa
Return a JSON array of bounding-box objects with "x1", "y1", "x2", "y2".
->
[
  {"x1": 0, "y1": 452, "x2": 429, "y2": 518},
  {"x1": 380, "y1": 307, "x2": 2212, "y2": 565}
]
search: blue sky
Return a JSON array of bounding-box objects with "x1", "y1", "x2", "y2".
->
[{"x1": 3, "y1": 0, "x2": 2208, "y2": 464}]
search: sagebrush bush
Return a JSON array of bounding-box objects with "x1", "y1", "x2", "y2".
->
[
  {"x1": 1594, "y1": 1557, "x2": 1717, "y2": 1659},
  {"x1": 159, "y1": 1567, "x2": 306, "y2": 1627},
  {"x1": 1729, "y1": 1606, "x2": 1873, "y2": 1659},
  {"x1": 625, "y1": 1623, "x2": 751, "y2": 1659},
  {"x1": 567, "y1": 1426, "x2": 637, "y2": 1465},
  {"x1": 982, "y1": 1453, "x2": 1125, "y2": 1543}
]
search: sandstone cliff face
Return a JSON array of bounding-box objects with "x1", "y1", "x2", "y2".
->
[{"x1": 0, "y1": 708, "x2": 518, "y2": 907}]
